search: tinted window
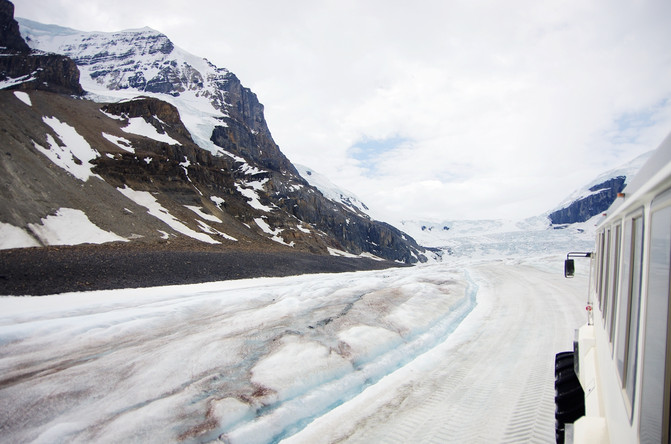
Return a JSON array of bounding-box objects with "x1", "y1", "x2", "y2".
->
[
  {"x1": 625, "y1": 216, "x2": 643, "y2": 404},
  {"x1": 640, "y1": 205, "x2": 671, "y2": 443},
  {"x1": 602, "y1": 230, "x2": 612, "y2": 318},
  {"x1": 616, "y1": 219, "x2": 634, "y2": 378},
  {"x1": 597, "y1": 232, "x2": 606, "y2": 306},
  {"x1": 608, "y1": 224, "x2": 622, "y2": 342}
]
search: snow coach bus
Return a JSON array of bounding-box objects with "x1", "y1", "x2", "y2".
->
[{"x1": 557, "y1": 131, "x2": 671, "y2": 444}]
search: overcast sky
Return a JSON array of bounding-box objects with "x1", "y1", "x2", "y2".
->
[{"x1": 13, "y1": 0, "x2": 671, "y2": 223}]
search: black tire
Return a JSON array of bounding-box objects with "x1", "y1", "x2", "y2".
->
[
  {"x1": 555, "y1": 354, "x2": 574, "y2": 374},
  {"x1": 554, "y1": 367, "x2": 579, "y2": 388},
  {"x1": 554, "y1": 351, "x2": 585, "y2": 440},
  {"x1": 555, "y1": 351, "x2": 574, "y2": 362},
  {"x1": 556, "y1": 402, "x2": 585, "y2": 423},
  {"x1": 556, "y1": 383, "x2": 584, "y2": 407}
]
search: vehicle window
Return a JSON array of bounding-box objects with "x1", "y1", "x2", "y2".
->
[
  {"x1": 616, "y1": 219, "x2": 634, "y2": 377},
  {"x1": 596, "y1": 232, "x2": 605, "y2": 307},
  {"x1": 608, "y1": 224, "x2": 622, "y2": 343},
  {"x1": 625, "y1": 215, "x2": 643, "y2": 405},
  {"x1": 602, "y1": 229, "x2": 612, "y2": 320},
  {"x1": 640, "y1": 205, "x2": 671, "y2": 442}
]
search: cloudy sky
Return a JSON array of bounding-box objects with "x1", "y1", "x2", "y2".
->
[{"x1": 13, "y1": 0, "x2": 671, "y2": 223}]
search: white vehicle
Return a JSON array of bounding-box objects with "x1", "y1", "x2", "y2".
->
[{"x1": 557, "y1": 131, "x2": 671, "y2": 443}]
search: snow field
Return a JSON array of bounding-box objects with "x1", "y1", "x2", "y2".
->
[
  {"x1": 26, "y1": 208, "x2": 127, "y2": 246},
  {"x1": 0, "y1": 222, "x2": 40, "y2": 249}
]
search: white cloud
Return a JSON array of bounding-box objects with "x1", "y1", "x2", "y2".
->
[{"x1": 14, "y1": 0, "x2": 671, "y2": 222}]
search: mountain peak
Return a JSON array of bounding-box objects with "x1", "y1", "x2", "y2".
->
[{"x1": 2, "y1": 8, "x2": 429, "y2": 263}]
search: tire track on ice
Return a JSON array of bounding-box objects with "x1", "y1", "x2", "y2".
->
[{"x1": 501, "y1": 274, "x2": 586, "y2": 443}]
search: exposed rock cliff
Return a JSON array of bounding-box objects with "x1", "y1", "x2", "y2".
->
[
  {"x1": 0, "y1": 52, "x2": 85, "y2": 94},
  {"x1": 0, "y1": 0, "x2": 83, "y2": 95},
  {"x1": 0, "y1": 0, "x2": 29, "y2": 52},
  {"x1": 549, "y1": 176, "x2": 626, "y2": 225}
]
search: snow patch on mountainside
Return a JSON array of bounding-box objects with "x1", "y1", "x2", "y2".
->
[
  {"x1": 236, "y1": 182, "x2": 274, "y2": 212},
  {"x1": 117, "y1": 186, "x2": 220, "y2": 244},
  {"x1": 121, "y1": 117, "x2": 180, "y2": 145},
  {"x1": 0, "y1": 222, "x2": 40, "y2": 249},
  {"x1": 296, "y1": 164, "x2": 369, "y2": 216},
  {"x1": 254, "y1": 217, "x2": 294, "y2": 246},
  {"x1": 13, "y1": 91, "x2": 31, "y2": 106},
  {"x1": 27, "y1": 208, "x2": 127, "y2": 246},
  {"x1": 35, "y1": 116, "x2": 102, "y2": 182},
  {"x1": 101, "y1": 133, "x2": 134, "y2": 152}
]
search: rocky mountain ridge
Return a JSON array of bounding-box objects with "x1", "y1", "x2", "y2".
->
[
  {"x1": 547, "y1": 151, "x2": 651, "y2": 226},
  {"x1": 1, "y1": 3, "x2": 429, "y2": 264},
  {"x1": 548, "y1": 176, "x2": 626, "y2": 225}
]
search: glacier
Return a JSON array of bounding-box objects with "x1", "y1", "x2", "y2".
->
[{"x1": 0, "y1": 245, "x2": 590, "y2": 443}]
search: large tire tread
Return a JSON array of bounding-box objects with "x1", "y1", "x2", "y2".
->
[
  {"x1": 555, "y1": 355, "x2": 575, "y2": 373},
  {"x1": 554, "y1": 351, "x2": 585, "y2": 442}
]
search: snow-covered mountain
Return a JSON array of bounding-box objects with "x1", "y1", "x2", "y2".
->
[
  {"x1": 17, "y1": 17, "x2": 293, "y2": 168},
  {"x1": 547, "y1": 151, "x2": 652, "y2": 225},
  {"x1": 295, "y1": 164, "x2": 370, "y2": 217},
  {"x1": 0, "y1": 5, "x2": 429, "y2": 263}
]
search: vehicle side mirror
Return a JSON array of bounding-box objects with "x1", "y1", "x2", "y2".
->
[{"x1": 564, "y1": 259, "x2": 575, "y2": 278}]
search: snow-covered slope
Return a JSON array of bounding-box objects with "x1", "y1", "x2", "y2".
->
[
  {"x1": 296, "y1": 164, "x2": 369, "y2": 217},
  {"x1": 18, "y1": 18, "x2": 234, "y2": 156}
]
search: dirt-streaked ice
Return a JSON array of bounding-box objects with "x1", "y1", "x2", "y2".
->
[{"x1": 0, "y1": 255, "x2": 588, "y2": 443}]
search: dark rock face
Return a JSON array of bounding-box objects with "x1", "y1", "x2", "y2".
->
[
  {"x1": 95, "y1": 96, "x2": 427, "y2": 262},
  {"x1": 0, "y1": 0, "x2": 30, "y2": 52},
  {"x1": 0, "y1": 52, "x2": 85, "y2": 95},
  {"x1": 102, "y1": 97, "x2": 194, "y2": 142},
  {"x1": 271, "y1": 183, "x2": 424, "y2": 263},
  {"x1": 210, "y1": 72, "x2": 298, "y2": 175},
  {"x1": 549, "y1": 176, "x2": 626, "y2": 225},
  {"x1": 210, "y1": 120, "x2": 296, "y2": 174},
  {"x1": 0, "y1": 1, "x2": 84, "y2": 95}
]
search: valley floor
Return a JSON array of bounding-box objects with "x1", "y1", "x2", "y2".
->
[
  {"x1": 0, "y1": 256, "x2": 588, "y2": 443},
  {"x1": 0, "y1": 243, "x2": 403, "y2": 296}
]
